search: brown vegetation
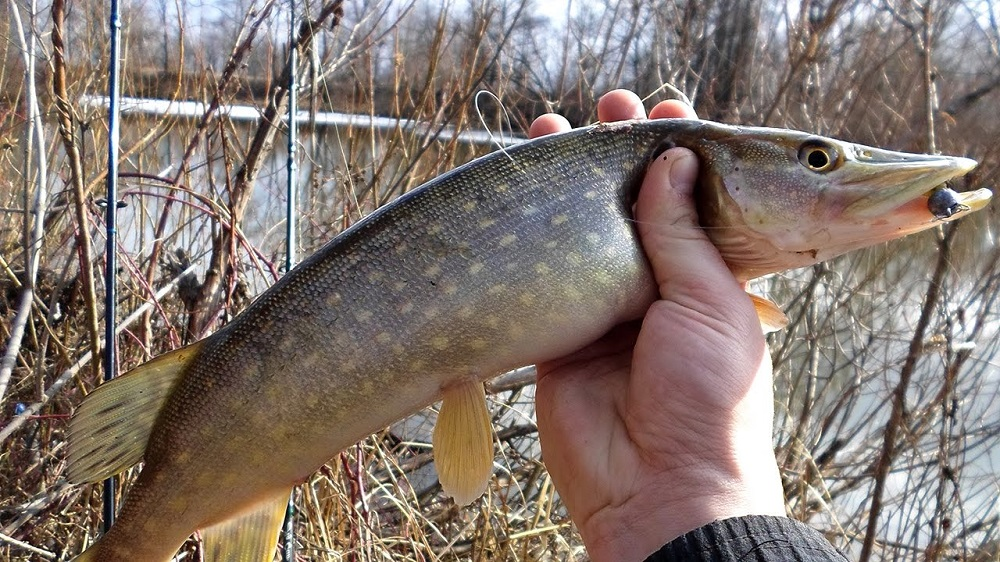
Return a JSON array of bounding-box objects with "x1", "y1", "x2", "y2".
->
[{"x1": 1, "y1": 0, "x2": 998, "y2": 560}]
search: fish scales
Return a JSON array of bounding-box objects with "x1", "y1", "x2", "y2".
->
[{"x1": 66, "y1": 118, "x2": 989, "y2": 561}]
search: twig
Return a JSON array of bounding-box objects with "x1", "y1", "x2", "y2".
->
[
  {"x1": 140, "y1": 0, "x2": 279, "y2": 341},
  {"x1": 52, "y1": 0, "x2": 103, "y2": 382},
  {"x1": 859, "y1": 224, "x2": 959, "y2": 562},
  {"x1": 0, "y1": 262, "x2": 198, "y2": 444},
  {"x1": 0, "y1": 0, "x2": 48, "y2": 405},
  {"x1": 187, "y1": 0, "x2": 344, "y2": 336},
  {"x1": 0, "y1": 531, "x2": 56, "y2": 560}
]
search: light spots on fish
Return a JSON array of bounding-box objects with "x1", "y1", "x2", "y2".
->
[
  {"x1": 566, "y1": 252, "x2": 583, "y2": 266},
  {"x1": 585, "y1": 232, "x2": 601, "y2": 246},
  {"x1": 325, "y1": 292, "x2": 343, "y2": 307},
  {"x1": 391, "y1": 343, "x2": 405, "y2": 355},
  {"x1": 468, "y1": 262, "x2": 485, "y2": 275},
  {"x1": 534, "y1": 262, "x2": 553, "y2": 276},
  {"x1": 431, "y1": 336, "x2": 450, "y2": 350},
  {"x1": 584, "y1": 190, "x2": 599, "y2": 200},
  {"x1": 457, "y1": 305, "x2": 474, "y2": 319},
  {"x1": 367, "y1": 271, "x2": 386, "y2": 283},
  {"x1": 495, "y1": 183, "x2": 510, "y2": 193},
  {"x1": 425, "y1": 264, "x2": 442, "y2": 277},
  {"x1": 194, "y1": 469, "x2": 217, "y2": 489},
  {"x1": 462, "y1": 200, "x2": 478, "y2": 212},
  {"x1": 410, "y1": 358, "x2": 427, "y2": 371},
  {"x1": 442, "y1": 283, "x2": 458, "y2": 296},
  {"x1": 590, "y1": 269, "x2": 612, "y2": 285},
  {"x1": 359, "y1": 379, "x2": 375, "y2": 396},
  {"x1": 423, "y1": 307, "x2": 441, "y2": 320},
  {"x1": 484, "y1": 315, "x2": 500, "y2": 329},
  {"x1": 392, "y1": 281, "x2": 408, "y2": 292},
  {"x1": 551, "y1": 214, "x2": 569, "y2": 226},
  {"x1": 399, "y1": 301, "x2": 414, "y2": 314},
  {"x1": 354, "y1": 309, "x2": 373, "y2": 323},
  {"x1": 427, "y1": 224, "x2": 443, "y2": 235},
  {"x1": 487, "y1": 284, "x2": 507, "y2": 296},
  {"x1": 478, "y1": 218, "x2": 496, "y2": 229},
  {"x1": 522, "y1": 205, "x2": 540, "y2": 216},
  {"x1": 499, "y1": 234, "x2": 518, "y2": 247},
  {"x1": 469, "y1": 338, "x2": 488, "y2": 351},
  {"x1": 278, "y1": 336, "x2": 297, "y2": 353},
  {"x1": 266, "y1": 385, "x2": 283, "y2": 404},
  {"x1": 519, "y1": 292, "x2": 536, "y2": 306},
  {"x1": 592, "y1": 166, "x2": 607, "y2": 177},
  {"x1": 375, "y1": 332, "x2": 393, "y2": 345},
  {"x1": 544, "y1": 240, "x2": 558, "y2": 249},
  {"x1": 163, "y1": 497, "x2": 189, "y2": 519}
]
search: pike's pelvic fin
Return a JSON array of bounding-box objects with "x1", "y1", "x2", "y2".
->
[
  {"x1": 200, "y1": 489, "x2": 290, "y2": 562},
  {"x1": 432, "y1": 380, "x2": 494, "y2": 505},
  {"x1": 65, "y1": 342, "x2": 203, "y2": 484},
  {"x1": 749, "y1": 294, "x2": 789, "y2": 334}
]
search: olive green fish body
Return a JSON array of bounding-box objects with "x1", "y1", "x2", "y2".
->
[
  {"x1": 74, "y1": 121, "x2": 675, "y2": 560},
  {"x1": 66, "y1": 119, "x2": 989, "y2": 561}
]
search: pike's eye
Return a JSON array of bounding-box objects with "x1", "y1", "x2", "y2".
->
[{"x1": 798, "y1": 142, "x2": 839, "y2": 172}]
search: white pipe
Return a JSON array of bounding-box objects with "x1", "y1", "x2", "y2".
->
[{"x1": 78, "y1": 95, "x2": 525, "y2": 146}]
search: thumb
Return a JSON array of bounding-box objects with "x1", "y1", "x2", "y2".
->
[{"x1": 634, "y1": 148, "x2": 747, "y2": 311}]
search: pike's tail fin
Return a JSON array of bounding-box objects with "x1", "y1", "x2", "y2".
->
[{"x1": 65, "y1": 341, "x2": 204, "y2": 484}]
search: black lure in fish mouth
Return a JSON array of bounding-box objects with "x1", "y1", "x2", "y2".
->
[{"x1": 928, "y1": 186, "x2": 971, "y2": 220}]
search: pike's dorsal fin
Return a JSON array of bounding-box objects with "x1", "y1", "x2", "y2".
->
[
  {"x1": 201, "y1": 490, "x2": 289, "y2": 562},
  {"x1": 65, "y1": 342, "x2": 203, "y2": 484},
  {"x1": 749, "y1": 294, "x2": 789, "y2": 334},
  {"x1": 432, "y1": 380, "x2": 494, "y2": 505}
]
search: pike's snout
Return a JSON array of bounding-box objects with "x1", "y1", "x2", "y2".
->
[{"x1": 840, "y1": 148, "x2": 983, "y2": 219}]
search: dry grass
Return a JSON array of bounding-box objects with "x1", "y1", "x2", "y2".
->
[{"x1": 2, "y1": 0, "x2": 999, "y2": 560}]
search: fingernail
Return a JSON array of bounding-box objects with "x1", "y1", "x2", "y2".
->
[{"x1": 667, "y1": 150, "x2": 698, "y2": 193}]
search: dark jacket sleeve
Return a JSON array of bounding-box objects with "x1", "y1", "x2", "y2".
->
[{"x1": 643, "y1": 515, "x2": 849, "y2": 561}]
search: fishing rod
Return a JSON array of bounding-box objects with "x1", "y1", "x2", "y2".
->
[
  {"x1": 282, "y1": 0, "x2": 299, "y2": 558},
  {"x1": 103, "y1": 0, "x2": 123, "y2": 532}
]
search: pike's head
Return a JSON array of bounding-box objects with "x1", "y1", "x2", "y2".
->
[{"x1": 684, "y1": 123, "x2": 992, "y2": 281}]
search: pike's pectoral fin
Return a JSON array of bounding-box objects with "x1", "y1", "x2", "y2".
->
[
  {"x1": 432, "y1": 380, "x2": 494, "y2": 505},
  {"x1": 201, "y1": 489, "x2": 290, "y2": 562},
  {"x1": 65, "y1": 341, "x2": 204, "y2": 484},
  {"x1": 749, "y1": 294, "x2": 789, "y2": 334}
]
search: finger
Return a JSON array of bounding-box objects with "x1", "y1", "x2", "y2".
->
[
  {"x1": 597, "y1": 89, "x2": 647, "y2": 122},
  {"x1": 529, "y1": 114, "x2": 571, "y2": 139},
  {"x1": 634, "y1": 148, "x2": 747, "y2": 310},
  {"x1": 649, "y1": 99, "x2": 698, "y2": 120}
]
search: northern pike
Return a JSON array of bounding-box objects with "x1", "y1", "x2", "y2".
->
[{"x1": 66, "y1": 118, "x2": 991, "y2": 561}]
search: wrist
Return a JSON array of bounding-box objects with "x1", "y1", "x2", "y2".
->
[{"x1": 579, "y1": 430, "x2": 785, "y2": 562}]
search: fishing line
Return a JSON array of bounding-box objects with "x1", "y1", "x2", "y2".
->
[
  {"x1": 474, "y1": 90, "x2": 516, "y2": 162},
  {"x1": 642, "y1": 82, "x2": 694, "y2": 108},
  {"x1": 102, "y1": 0, "x2": 123, "y2": 532}
]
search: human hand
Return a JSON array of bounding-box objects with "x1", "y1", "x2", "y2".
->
[{"x1": 533, "y1": 90, "x2": 785, "y2": 562}]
